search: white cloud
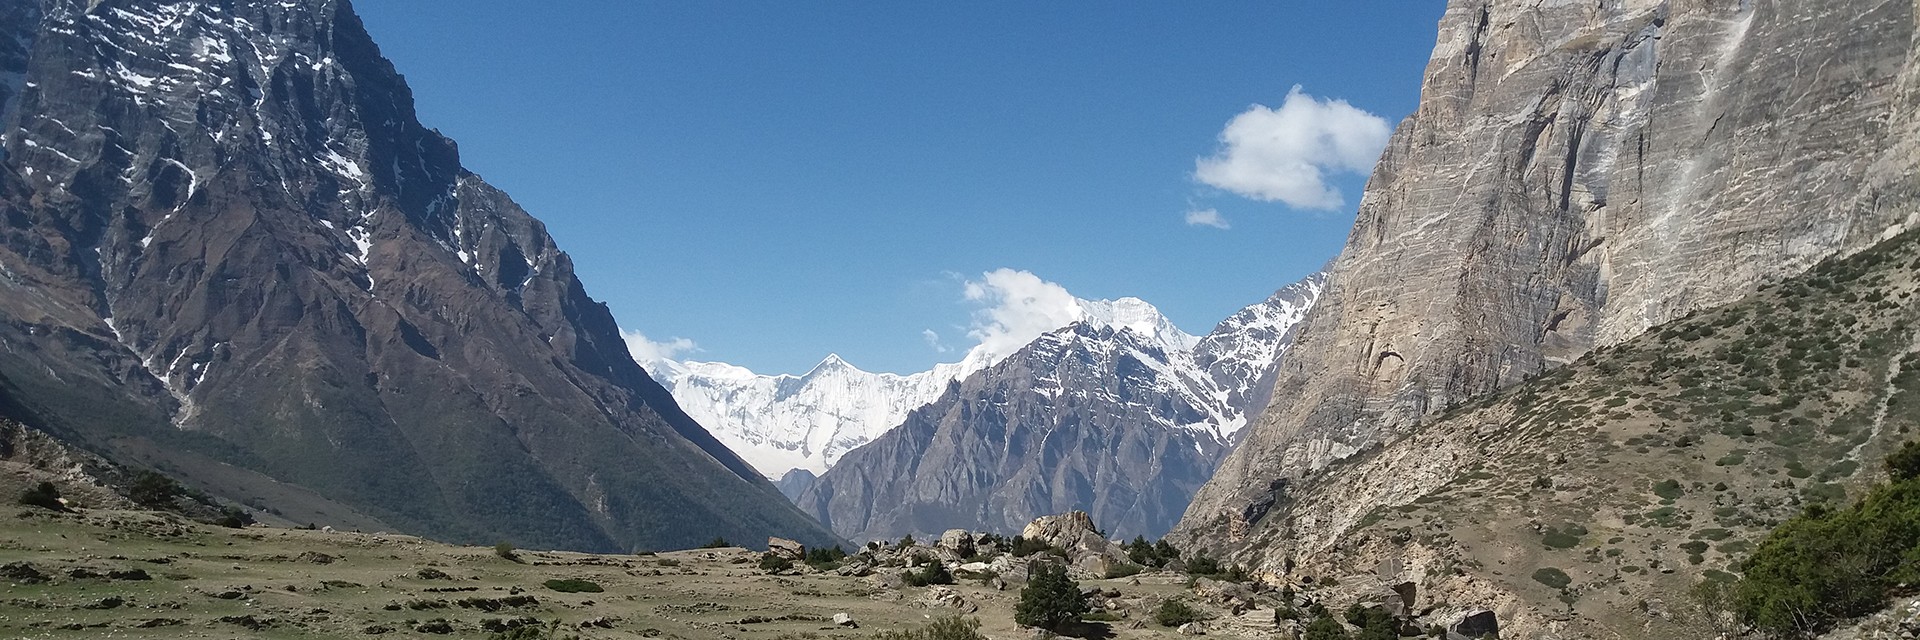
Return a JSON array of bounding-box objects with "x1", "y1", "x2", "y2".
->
[
  {"x1": 961, "y1": 268, "x2": 1085, "y2": 360},
  {"x1": 922, "y1": 329, "x2": 952, "y2": 353},
  {"x1": 1194, "y1": 86, "x2": 1391, "y2": 210},
  {"x1": 621, "y1": 328, "x2": 697, "y2": 364},
  {"x1": 1184, "y1": 208, "x2": 1230, "y2": 229}
]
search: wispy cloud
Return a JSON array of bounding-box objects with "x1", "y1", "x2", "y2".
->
[
  {"x1": 1194, "y1": 86, "x2": 1390, "y2": 210},
  {"x1": 621, "y1": 328, "x2": 698, "y2": 364},
  {"x1": 1183, "y1": 208, "x2": 1230, "y2": 229},
  {"x1": 922, "y1": 329, "x2": 952, "y2": 353},
  {"x1": 961, "y1": 268, "x2": 1085, "y2": 360}
]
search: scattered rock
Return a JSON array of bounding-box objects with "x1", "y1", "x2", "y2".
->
[
  {"x1": 578, "y1": 616, "x2": 618, "y2": 629},
  {"x1": 136, "y1": 618, "x2": 184, "y2": 628},
  {"x1": 1451, "y1": 610, "x2": 1498, "y2": 639},
  {"x1": 921, "y1": 586, "x2": 979, "y2": 613},
  {"x1": 416, "y1": 567, "x2": 450, "y2": 580},
  {"x1": 296, "y1": 551, "x2": 337, "y2": 564},
  {"x1": 82, "y1": 596, "x2": 125, "y2": 610},
  {"x1": 218, "y1": 615, "x2": 273, "y2": 630},
  {"x1": 0, "y1": 562, "x2": 47, "y2": 584},
  {"x1": 362, "y1": 625, "x2": 393, "y2": 635},
  {"x1": 1178, "y1": 622, "x2": 1207, "y2": 635},
  {"x1": 939, "y1": 529, "x2": 976, "y2": 557},
  {"x1": 108, "y1": 568, "x2": 151, "y2": 581},
  {"x1": 767, "y1": 537, "x2": 804, "y2": 560},
  {"x1": 833, "y1": 612, "x2": 858, "y2": 628}
]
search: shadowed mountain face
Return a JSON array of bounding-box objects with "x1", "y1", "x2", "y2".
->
[{"x1": 0, "y1": 0, "x2": 836, "y2": 552}]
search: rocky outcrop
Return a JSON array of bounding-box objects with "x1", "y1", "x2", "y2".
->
[
  {"x1": 1181, "y1": 0, "x2": 1920, "y2": 540},
  {"x1": 0, "y1": 0, "x2": 836, "y2": 552}
]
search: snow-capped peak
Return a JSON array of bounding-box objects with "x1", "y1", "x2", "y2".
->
[
  {"x1": 1075, "y1": 296, "x2": 1201, "y2": 354},
  {"x1": 629, "y1": 274, "x2": 1325, "y2": 481}
]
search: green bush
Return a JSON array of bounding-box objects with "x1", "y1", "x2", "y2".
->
[
  {"x1": 1531, "y1": 567, "x2": 1572, "y2": 589},
  {"x1": 127, "y1": 470, "x2": 183, "y2": 508},
  {"x1": 1303, "y1": 613, "x2": 1350, "y2": 640},
  {"x1": 758, "y1": 553, "x2": 793, "y2": 574},
  {"x1": 1014, "y1": 561, "x2": 1086, "y2": 632},
  {"x1": 1008, "y1": 536, "x2": 1062, "y2": 558},
  {"x1": 17, "y1": 481, "x2": 64, "y2": 511},
  {"x1": 1123, "y1": 536, "x2": 1181, "y2": 568},
  {"x1": 871, "y1": 614, "x2": 985, "y2": 640},
  {"x1": 493, "y1": 542, "x2": 520, "y2": 562},
  {"x1": 1653, "y1": 479, "x2": 1685, "y2": 500},
  {"x1": 1887, "y1": 441, "x2": 1920, "y2": 480},
  {"x1": 541, "y1": 579, "x2": 603, "y2": 593},
  {"x1": 804, "y1": 545, "x2": 847, "y2": 570},
  {"x1": 1731, "y1": 451, "x2": 1920, "y2": 636},
  {"x1": 1154, "y1": 599, "x2": 1202, "y2": 627},
  {"x1": 1343, "y1": 603, "x2": 1400, "y2": 640},
  {"x1": 699, "y1": 537, "x2": 732, "y2": 549},
  {"x1": 1104, "y1": 562, "x2": 1144, "y2": 579},
  {"x1": 901, "y1": 558, "x2": 954, "y2": 587}
]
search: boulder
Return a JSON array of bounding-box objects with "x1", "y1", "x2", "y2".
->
[
  {"x1": 1021, "y1": 511, "x2": 1102, "y2": 552},
  {"x1": 939, "y1": 529, "x2": 976, "y2": 558},
  {"x1": 954, "y1": 562, "x2": 993, "y2": 577},
  {"x1": 1177, "y1": 621, "x2": 1206, "y2": 635},
  {"x1": 1450, "y1": 610, "x2": 1498, "y2": 639},
  {"x1": 921, "y1": 586, "x2": 979, "y2": 613},
  {"x1": 832, "y1": 613, "x2": 857, "y2": 628},
  {"x1": 767, "y1": 537, "x2": 804, "y2": 560}
]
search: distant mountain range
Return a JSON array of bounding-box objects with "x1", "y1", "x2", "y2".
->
[
  {"x1": 791, "y1": 274, "x2": 1325, "y2": 541},
  {"x1": 642, "y1": 283, "x2": 1322, "y2": 485}
]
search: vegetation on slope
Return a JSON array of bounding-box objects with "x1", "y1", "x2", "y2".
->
[{"x1": 1242, "y1": 229, "x2": 1920, "y2": 638}]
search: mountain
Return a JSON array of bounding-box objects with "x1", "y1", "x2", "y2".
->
[
  {"x1": 796, "y1": 276, "x2": 1323, "y2": 542},
  {"x1": 1208, "y1": 228, "x2": 1920, "y2": 639},
  {"x1": 0, "y1": 0, "x2": 837, "y2": 552},
  {"x1": 643, "y1": 295, "x2": 1231, "y2": 479},
  {"x1": 1179, "y1": 0, "x2": 1920, "y2": 543}
]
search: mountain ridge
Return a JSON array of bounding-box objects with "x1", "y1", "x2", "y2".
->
[{"x1": 0, "y1": 0, "x2": 837, "y2": 552}]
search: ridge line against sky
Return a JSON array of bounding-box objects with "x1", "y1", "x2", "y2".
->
[{"x1": 353, "y1": 2, "x2": 1447, "y2": 375}]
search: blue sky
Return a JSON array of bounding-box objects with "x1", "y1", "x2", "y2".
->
[{"x1": 354, "y1": 2, "x2": 1448, "y2": 375}]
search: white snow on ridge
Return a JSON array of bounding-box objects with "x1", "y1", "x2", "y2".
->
[{"x1": 633, "y1": 286, "x2": 1322, "y2": 480}]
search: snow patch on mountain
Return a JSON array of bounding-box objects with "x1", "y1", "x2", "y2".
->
[{"x1": 631, "y1": 279, "x2": 1323, "y2": 480}]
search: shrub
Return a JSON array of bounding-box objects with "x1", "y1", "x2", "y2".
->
[
  {"x1": 871, "y1": 614, "x2": 985, "y2": 640},
  {"x1": 1014, "y1": 561, "x2": 1087, "y2": 632},
  {"x1": 1531, "y1": 567, "x2": 1572, "y2": 589},
  {"x1": 758, "y1": 553, "x2": 793, "y2": 574},
  {"x1": 1123, "y1": 536, "x2": 1181, "y2": 568},
  {"x1": 1731, "y1": 451, "x2": 1920, "y2": 636},
  {"x1": 17, "y1": 481, "x2": 64, "y2": 511},
  {"x1": 901, "y1": 559, "x2": 954, "y2": 587},
  {"x1": 804, "y1": 545, "x2": 847, "y2": 570},
  {"x1": 127, "y1": 470, "x2": 184, "y2": 508},
  {"x1": 1303, "y1": 614, "x2": 1350, "y2": 640},
  {"x1": 899, "y1": 533, "x2": 917, "y2": 547},
  {"x1": 1343, "y1": 604, "x2": 1400, "y2": 640},
  {"x1": 699, "y1": 537, "x2": 732, "y2": 549},
  {"x1": 1154, "y1": 599, "x2": 1203, "y2": 627},
  {"x1": 1104, "y1": 562, "x2": 1144, "y2": 579},
  {"x1": 493, "y1": 542, "x2": 520, "y2": 562},
  {"x1": 541, "y1": 579, "x2": 602, "y2": 593},
  {"x1": 1888, "y1": 441, "x2": 1920, "y2": 480},
  {"x1": 1008, "y1": 536, "x2": 1062, "y2": 558},
  {"x1": 1653, "y1": 479, "x2": 1685, "y2": 500}
]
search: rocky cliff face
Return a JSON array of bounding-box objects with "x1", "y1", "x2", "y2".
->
[
  {"x1": 1181, "y1": 0, "x2": 1920, "y2": 539},
  {"x1": 798, "y1": 279, "x2": 1321, "y2": 542},
  {"x1": 0, "y1": 0, "x2": 837, "y2": 552}
]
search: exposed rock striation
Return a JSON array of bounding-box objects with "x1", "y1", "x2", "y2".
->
[
  {"x1": 0, "y1": 0, "x2": 836, "y2": 551},
  {"x1": 1182, "y1": 0, "x2": 1920, "y2": 539}
]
